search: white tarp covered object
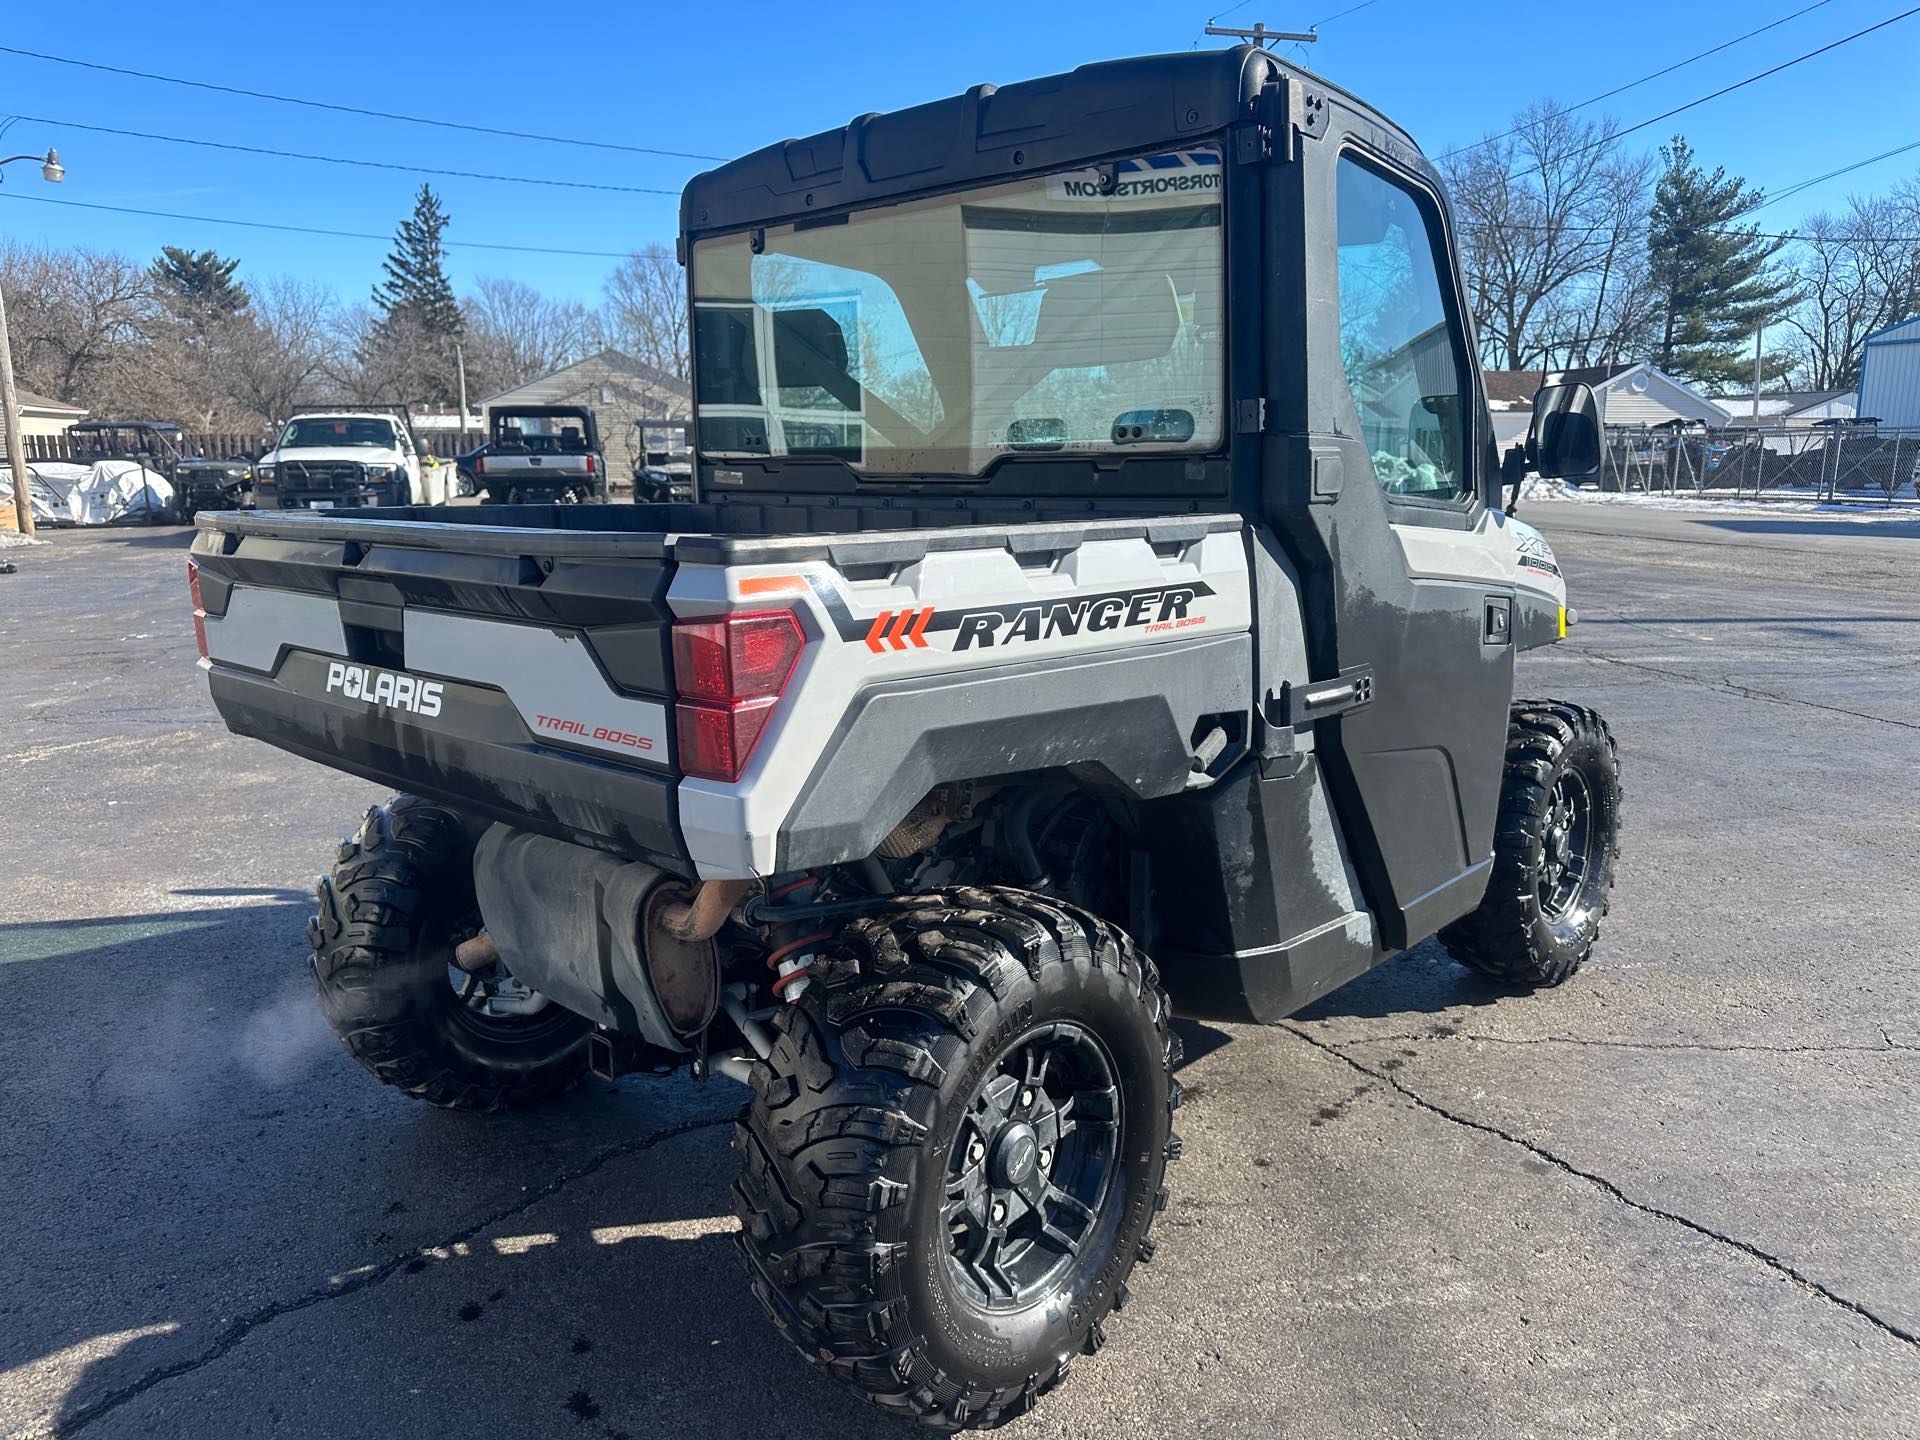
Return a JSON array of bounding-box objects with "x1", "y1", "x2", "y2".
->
[{"x1": 0, "y1": 459, "x2": 174, "y2": 525}]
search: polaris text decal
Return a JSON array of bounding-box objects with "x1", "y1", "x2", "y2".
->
[{"x1": 325, "y1": 661, "x2": 444, "y2": 717}]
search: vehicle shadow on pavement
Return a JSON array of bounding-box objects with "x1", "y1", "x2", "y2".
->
[
  {"x1": 81, "y1": 526, "x2": 198, "y2": 550},
  {"x1": 1291, "y1": 939, "x2": 1515, "y2": 1023},
  {"x1": 2, "y1": 902, "x2": 895, "y2": 1438},
  {"x1": 12, "y1": 907, "x2": 1516, "y2": 1437}
]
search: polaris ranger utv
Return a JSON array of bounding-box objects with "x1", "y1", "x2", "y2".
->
[
  {"x1": 471, "y1": 404, "x2": 607, "y2": 504},
  {"x1": 189, "y1": 44, "x2": 1619, "y2": 1430}
]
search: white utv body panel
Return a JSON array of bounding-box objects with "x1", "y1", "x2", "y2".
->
[
  {"x1": 671, "y1": 526, "x2": 1256, "y2": 879},
  {"x1": 1389, "y1": 511, "x2": 1566, "y2": 606}
]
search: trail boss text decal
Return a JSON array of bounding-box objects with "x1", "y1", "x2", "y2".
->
[
  {"x1": 847, "y1": 581, "x2": 1219, "y2": 655},
  {"x1": 325, "y1": 661, "x2": 444, "y2": 717}
]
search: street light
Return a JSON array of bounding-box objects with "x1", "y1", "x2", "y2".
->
[{"x1": 0, "y1": 120, "x2": 65, "y2": 536}]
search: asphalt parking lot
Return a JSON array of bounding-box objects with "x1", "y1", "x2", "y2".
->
[{"x1": 3, "y1": 502, "x2": 1916, "y2": 1439}]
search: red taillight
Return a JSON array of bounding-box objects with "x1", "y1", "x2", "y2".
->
[
  {"x1": 672, "y1": 610, "x2": 804, "y2": 781},
  {"x1": 187, "y1": 557, "x2": 208, "y2": 660},
  {"x1": 585, "y1": 456, "x2": 597, "y2": 475},
  {"x1": 475, "y1": 455, "x2": 486, "y2": 474}
]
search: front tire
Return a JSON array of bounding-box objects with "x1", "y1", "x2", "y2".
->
[
  {"x1": 734, "y1": 887, "x2": 1180, "y2": 1429},
  {"x1": 309, "y1": 795, "x2": 590, "y2": 1110},
  {"x1": 1440, "y1": 701, "x2": 1622, "y2": 987}
]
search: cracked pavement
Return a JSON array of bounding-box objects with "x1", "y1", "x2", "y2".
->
[{"x1": 3, "y1": 506, "x2": 1917, "y2": 1438}]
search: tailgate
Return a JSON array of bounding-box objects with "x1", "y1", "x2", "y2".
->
[
  {"x1": 483, "y1": 455, "x2": 595, "y2": 484},
  {"x1": 191, "y1": 511, "x2": 685, "y2": 867}
]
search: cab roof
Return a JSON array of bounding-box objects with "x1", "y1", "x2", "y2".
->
[{"x1": 680, "y1": 45, "x2": 1415, "y2": 237}]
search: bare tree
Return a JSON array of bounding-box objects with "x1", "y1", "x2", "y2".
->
[
  {"x1": 602, "y1": 244, "x2": 688, "y2": 380},
  {"x1": 1443, "y1": 106, "x2": 1654, "y2": 371},
  {"x1": 1783, "y1": 197, "x2": 1920, "y2": 390},
  {"x1": 0, "y1": 242, "x2": 157, "y2": 408},
  {"x1": 461, "y1": 275, "x2": 599, "y2": 394},
  {"x1": 227, "y1": 276, "x2": 344, "y2": 425}
]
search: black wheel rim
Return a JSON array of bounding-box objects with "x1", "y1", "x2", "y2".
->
[
  {"x1": 1540, "y1": 768, "x2": 1595, "y2": 920},
  {"x1": 941, "y1": 1022, "x2": 1121, "y2": 1309}
]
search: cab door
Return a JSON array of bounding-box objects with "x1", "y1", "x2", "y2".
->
[{"x1": 1265, "y1": 129, "x2": 1515, "y2": 950}]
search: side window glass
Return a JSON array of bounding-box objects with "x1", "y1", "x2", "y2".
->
[{"x1": 1335, "y1": 157, "x2": 1471, "y2": 502}]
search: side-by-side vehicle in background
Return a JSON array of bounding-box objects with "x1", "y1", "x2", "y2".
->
[
  {"x1": 191, "y1": 45, "x2": 1620, "y2": 1430},
  {"x1": 470, "y1": 404, "x2": 606, "y2": 504}
]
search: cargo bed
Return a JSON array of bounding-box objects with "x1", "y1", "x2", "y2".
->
[{"x1": 191, "y1": 501, "x2": 1238, "y2": 872}]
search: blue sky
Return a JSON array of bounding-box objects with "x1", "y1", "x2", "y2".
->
[{"x1": 1, "y1": 0, "x2": 1915, "y2": 307}]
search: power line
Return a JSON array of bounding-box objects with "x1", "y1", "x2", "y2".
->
[
  {"x1": 0, "y1": 44, "x2": 727, "y2": 163},
  {"x1": 1436, "y1": 0, "x2": 1835, "y2": 161},
  {"x1": 1741, "y1": 136, "x2": 1920, "y2": 214},
  {"x1": 0, "y1": 191, "x2": 633, "y2": 259},
  {"x1": 1503, "y1": 5, "x2": 1920, "y2": 184},
  {"x1": 16, "y1": 115, "x2": 681, "y2": 195},
  {"x1": 1469, "y1": 135, "x2": 1920, "y2": 243},
  {"x1": 1310, "y1": 0, "x2": 1381, "y2": 24}
]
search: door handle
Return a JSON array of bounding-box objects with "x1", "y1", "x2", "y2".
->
[{"x1": 1271, "y1": 666, "x2": 1376, "y2": 726}]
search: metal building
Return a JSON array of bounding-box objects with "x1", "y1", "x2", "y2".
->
[{"x1": 1857, "y1": 315, "x2": 1920, "y2": 427}]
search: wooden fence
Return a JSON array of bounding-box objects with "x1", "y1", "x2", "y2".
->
[{"x1": 23, "y1": 429, "x2": 485, "y2": 463}]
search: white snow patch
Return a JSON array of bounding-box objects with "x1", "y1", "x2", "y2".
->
[{"x1": 1519, "y1": 479, "x2": 1920, "y2": 522}]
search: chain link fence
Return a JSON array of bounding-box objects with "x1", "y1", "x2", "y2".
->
[{"x1": 1598, "y1": 425, "x2": 1920, "y2": 502}]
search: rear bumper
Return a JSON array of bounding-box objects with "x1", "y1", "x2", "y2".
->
[{"x1": 206, "y1": 660, "x2": 687, "y2": 869}]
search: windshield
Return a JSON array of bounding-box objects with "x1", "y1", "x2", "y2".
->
[
  {"x1": 492, "y1": 412, "x2": 592, "y2": 452},
  {"x1": 279, "y1": 418, "x2": 398, "y2": 450},
  {"x1": 690, "y1": 148, "x2": 1224, "y2": 475}
]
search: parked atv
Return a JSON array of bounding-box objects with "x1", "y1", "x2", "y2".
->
[
  {"x1": 172, "y1": 456, "x2": 255, "y2": 522},
  {"x1": 190, "y1": 43, "x2": 1620, "y2": 1430}
]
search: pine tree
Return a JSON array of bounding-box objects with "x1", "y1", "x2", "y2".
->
[
  {"x1": 1647, "y1": 137, "x2": 1801, "y2": 389},
  {"x1": 366, "y1": 185, "x2": 464, "y2": 402},
  {"x1": 372, "y1": 184, "x2": 463, "y2": 338},
  {"x1": 152, "y1": 246, "x2": 249, "y2": 323}
]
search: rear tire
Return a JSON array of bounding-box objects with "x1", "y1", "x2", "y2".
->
[
  {"x1": 309, "y1": 795, "x2": 590, "y2": 1110},
  {"x1": 733, "y1": 887, "x2": 1180, "y2": 1429},
  {"x1": 1441, "y1": 701, "x2": 1621, "y2": 987}
]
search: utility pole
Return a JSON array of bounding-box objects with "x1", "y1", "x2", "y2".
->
[
  {"x1": 455, "y1": 341, "x2": 471, "y2": 448},
  {"x1": 1204, "y1": 22, "x2": 1319, "y2": 46},
  {"x1": 0, "y1": 125, "x2": 64, "y2": 535},
  {"x1": 1, "y1": 283, "x2": 32, "y2": 535},
  {"x1": 1752, "y1": 325, "x2": 1764, "y2": 428}
]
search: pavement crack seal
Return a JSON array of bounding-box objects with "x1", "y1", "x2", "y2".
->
[
  {"x1": 1282, "y1": 1023, "x2": 1920, "y2": 1351},
  {"x1": 51, "y1": 1109, "x2": 740, "y2": 1438},
  {"x1": 1575, "y1": 648, "x2": 1920, "y2": 732},
  {"x1": 1326, "y1": 1030, "x2": 1917, "y2": 1056}
]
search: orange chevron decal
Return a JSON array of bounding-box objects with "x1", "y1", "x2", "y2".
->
[{"x1": 863, "y1": 607, "x2": 934, "y2": 655}]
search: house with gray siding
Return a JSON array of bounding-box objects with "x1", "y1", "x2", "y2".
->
[
  {"x1": 1857, "y1": 316, "x2": 1920, "y2": 427},
  {"x1": 1483, "y1": 363, "x2": 1729, "y2": 448}
]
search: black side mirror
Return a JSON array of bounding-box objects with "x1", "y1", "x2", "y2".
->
[
  {"x1": 771, "y1": 307, "x2": 856, "y2": 409},
  {"x1": 1505, "y1": 381, "x2": 1600, "y2": 512},
  {"x1": 1529, "y1": 382, "x2": 1600, "y2": 479}
]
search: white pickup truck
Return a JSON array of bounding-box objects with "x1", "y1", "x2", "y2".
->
[{"x1": 254, "y1": 407, "x2": 453, "y2": 511}]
